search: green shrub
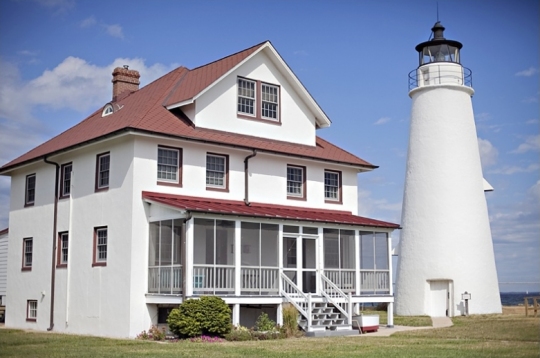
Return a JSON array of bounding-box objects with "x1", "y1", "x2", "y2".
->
[
  {"x1": 149, "y1": 325, "x2": 166, "y2": 341},
  {"x1": 281, "y1": 303, "x2": 299, "y2": 337},
  {"x1": 255, "y1": 312, "x2": 276, "y2": 332},
  {"x1": 167, "y1": 296, "x2": 232, "y2": 338},
  {"x1": 224, "y1": 326, "x2": 253, "y2": 341}
]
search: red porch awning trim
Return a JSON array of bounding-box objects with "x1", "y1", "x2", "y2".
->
[{"x1": 142, "y1": 191, "x2": 400, "y2": 229}]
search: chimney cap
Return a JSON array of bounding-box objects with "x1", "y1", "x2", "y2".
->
[{"x1": 123, "y1": 65, "x2": 129, "y2": 70}]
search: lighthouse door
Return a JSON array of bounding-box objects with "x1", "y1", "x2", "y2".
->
[{"x1": 429, "y1": 280, "x2": 450, "y2": 317}]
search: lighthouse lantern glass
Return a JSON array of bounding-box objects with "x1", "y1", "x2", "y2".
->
[{"x1": 420, "y1": 44, "x2": 460, "y2": 65}]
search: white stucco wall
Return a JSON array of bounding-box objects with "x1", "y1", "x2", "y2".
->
[
  {"x1": 191, "y1": 50, "x2": 317, "y2": 147},
  {"x1": 0, "y1": 230, "x2": 8, "y2": 305},
  {"x1": 395, "y1": 76, "x2": 501, "y2": 317}
]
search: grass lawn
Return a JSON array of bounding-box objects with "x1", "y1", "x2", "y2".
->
[{"x1": 1, "y1": 309, "x2": 538, "y2": 358}]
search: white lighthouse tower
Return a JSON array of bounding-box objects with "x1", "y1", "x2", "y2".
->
[{"x1": 395, "y1": 22, "x2": 502, "y2": 317}]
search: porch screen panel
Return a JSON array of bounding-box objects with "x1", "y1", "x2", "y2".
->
[
  {"x1": 260, "y1": 224, "x2": 278, "y2": 267},
  {"x1": 283, "y1": 237, "x2": 297, "y2": 268},
  {"x1": 340, "y1": 230, "x2": 355, "y2": 269},
  {"x1": 323, "y1": 229, "x2": 339, "y2": 268},
  {"x1": 216, "y1": 220, "x2": 234, "y2": 265},
  {"x1": 194, "y1": 218, "x2": 214, "y2": 264},
  {"x1": 160, "y1": 220, "x2": 173, "y2": 265},
  {"x1": 241, "y1": 222, "x2": 259, "y2": 266},
  {"x1": 173, "y1": 220, "x2": 182, "y2": 265},
  {"x1": 374, "y1": 232, "x2": 388, "y2": 270},
  {"x1": 360, "y1": 231, "x2": 374, "y2": 269},
  {"x1": 148, "y1": 222, "x2": 160, "y2": 266}
]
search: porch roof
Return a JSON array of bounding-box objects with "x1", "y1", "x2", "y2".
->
[{"x1": 142, "y1": 191, "x2": 400, "y2": 229}]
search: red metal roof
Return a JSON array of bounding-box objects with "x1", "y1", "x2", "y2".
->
[
  {"x1": 0, "y1": 42, "x2": 375, "y2": 172},
  {"x1": 142, "y1": 191, "x2": 400, "y2": 229}
]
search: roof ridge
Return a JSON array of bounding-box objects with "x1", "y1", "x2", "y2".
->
[{"x1": 189, "y1": 40, "x2": 268, "y2": 72}]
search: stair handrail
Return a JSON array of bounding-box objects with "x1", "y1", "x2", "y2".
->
[
  {"x1": 320, "y1": 272, "x2": 352, "y2": 325},
  {"x1": 280, "y1": 272, "x2": 310, "y2": 325}
]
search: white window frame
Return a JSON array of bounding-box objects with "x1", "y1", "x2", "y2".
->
[
  {"x1": 25, "y1": 174, "x2": 36, "y2": 206},
  {"x1": 261, "y1": 83, "x2": 279, "y2": 121},
  {"x1": 22, "y1": 237, "x2": 33, "y2": 269},
  {"x1": 61, "y1": 163, "x2": 73, "y2": 197},
  {"x1": 96, "y1": 153, "x2": 110, "y2": 190},
  {"x1": 59, "y1": 232, "x2": 69, "y2": 265},
  {"x1": 237, "y1": 78, "x2": 256, "y2": 116},
  {"x1": 157, "y1": 146, "x2": 180, "y2": 183},
  {"x1": 93, "y1": 227, "x2": 108, "y2": 266},
  {"x1": 287, "y1": 165, "x2": 305, "y2": 198},
  {"x1": 206, "y1": 154, "x2": 227, "y2": 189},
  {"x1": 27, "y1": 300, "x2": 37, "y2": 321},
  {"x1": 324, "y1": 170, "x2": 340, "y2": 201}
]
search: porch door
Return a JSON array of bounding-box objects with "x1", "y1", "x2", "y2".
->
[{"x1": 302, "y1": 238, "x2": 317, "y2": 293}]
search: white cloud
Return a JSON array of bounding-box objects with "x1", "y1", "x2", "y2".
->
[
  {"x1": 489, "y1": 163, "x2": 539, "y2": 175},
  {"x1": 80, "y1": 16, "x2": 97, "y2": 28},
  {"x1": 529, "y1": 180, "x2": 540, "y2": 201},
  {"x1": 515, "y1": 67, "x2": 539, "y2": 77},
  {"x1": 525, "y1": 119, "x2": 538, "y2": 125},
  {"x1": 373, "y1": 117, "x2": 390, "y2": 125},
  {"x1": 474, "y1": 112, "x2": 491, "y2": 121},
  {"x1": 477, "y1": 137, "x2": 498, "y2": 168},
  {"x1": 511, "y1": 135, "x2": 540, "y2": 154},
  {"x1": 103, "y1": 24, "x2": 124, "y2": 39},
  {"x1": 522, "y1": 96, "x2": 538, "y2": 103},
  {"x1": 34, "y1": 0, "x2": 74, "y2": 13}
]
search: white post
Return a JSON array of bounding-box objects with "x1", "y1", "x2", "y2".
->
[
  {"x1": 278, "y1": 224, "x2": 283, "y2": 294},
  {"x1": 387, "y1": 302, "x2": 394, "y2": 327},
  {"x1": 234, "y1": 221, "x2": 241, "y2": 296},
  {"x1": 185, "y1": 219, "x2": 193, "y2": 297},
  {"x1": 348, "y1": 292, "x2": 353, "y2": 325},
  {"x1": 232, "y1": 303, "x2": 240, "y2": 326},
  {"x1": 307, "y1": 293, "x2": 312, "y2": 331},
  {"x1": 355, "y1": 230, "x2": 360, "y2": 295},
  {"x1": 277, "y1": 303, "x2": 283, "y2": 326}
]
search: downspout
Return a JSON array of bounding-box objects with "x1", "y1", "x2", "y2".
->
[
  {"x1": 44, "y1": 157, "x2": 60, "y2": 331},
  {"x1": 243, "y1": 150, "x2": 257, "y2": 206},
  {"x1": 181, "y1": 212, "x2": 192, "y2": 301}
]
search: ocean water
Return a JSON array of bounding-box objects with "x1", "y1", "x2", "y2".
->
[{"x1": 500, "y1": 292, "x2": 540, "y2": 306}]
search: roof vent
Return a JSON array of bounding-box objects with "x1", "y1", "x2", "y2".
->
[{"x1": 112, "y1": 66, "x2": 140, "y2": 102}]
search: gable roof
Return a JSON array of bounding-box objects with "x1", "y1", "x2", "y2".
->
[
  {"x1": 142, "y1": 191, "x2": 400, "y2": 229},
  {"x1": 0, "y1": 42, "x2": 376, "y2": 173}
]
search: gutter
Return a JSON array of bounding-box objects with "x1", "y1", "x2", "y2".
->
[
  {"x1": 43, "y1": 157, "x2": 60, "y2": 331},
  {"x1": 243, "y1": 150, "x2": 257, "y2": 206}
]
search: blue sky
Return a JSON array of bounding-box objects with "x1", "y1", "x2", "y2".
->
[{"x1": 0, "y1": 0, "x2": 538, "y2": 292}]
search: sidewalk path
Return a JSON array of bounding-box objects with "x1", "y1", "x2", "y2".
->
[{"x1": 356, "y1": 316, "x2": 453, "y2": 337}]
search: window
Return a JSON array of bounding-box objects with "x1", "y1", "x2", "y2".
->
[
  {"x1": 287, "y1": 165, "x2": 306, "y2": 200},
  {"x1": 60, "y1": 163, "x2": 73, "y2": 198},
  {"x1": 261, "y1": 84, "x2": 279, "y2": 119},
  {"x1": 238, "y1": 78, "x2": 255, "y2": 116},
  {"x1": 93, "y1": 227, "x2": 107, "y2": 266},
  {"x1": 25, "y1": 174, "x2": 36, "y2": 206},
  {"x1": 95, "y1": 152, "x2": 110, "y2": 191},
  {"x1": 26, "y1": 300, "x2": 37, "y2": 321},
  {"x1": 102, "y1": 104, "x2": 114, "y2": 117},
  {"x1": 22, "y1": 238, "x2": 32, "y2": 270},
  {"x1": 206, "y1": 153, "x2": 228, "y2": 191},
  {"x1": 57, "y1": 232, "x2": 68, "y2": 268},
  {"x1": 148, "y1": 220, "x2": 183, "y2": 294},
  {"x1": 324, "y1": 170, "x2": 342, "y2": 203},
  {"x1": 237, "y1": 77, "x2": 280, "y2": 122},
  {"x1": 157, "y1": 146, "x2": 182, "y2": 185}
]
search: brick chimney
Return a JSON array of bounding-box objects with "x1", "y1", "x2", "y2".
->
[{"x1": 112, "y1": 65, "x2": 140, "y2": 101}]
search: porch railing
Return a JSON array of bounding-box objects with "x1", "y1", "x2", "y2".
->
[
  {"x1": 193, "y1": 265, "x2": 235, "y2": 294},
  {"x1": 360, "y1": 270, "x2": 390, "y2": 294},
  {"x1": 320, "y1": 272, "x2": 352, "y2": 325},
  {"x1": 241, "y1": 267, "x2": 279, "y2": 295},
  {"x1": 148, "y1": 265, "x2": 182, "y2": 294},
  {"x1": 323, "y1": 269, "x2": 356, "y2": 293}
]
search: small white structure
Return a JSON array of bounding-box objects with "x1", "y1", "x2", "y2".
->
[{"x1": 395, "y1": 22, "x2": 502, "y2": 317}]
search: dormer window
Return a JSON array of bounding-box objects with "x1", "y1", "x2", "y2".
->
[
  {"x1": 102, "y1": 104, "x2": 114, "y2": 117},
  {"x1": 237, "y1": 77, "x2": 280, "y2": 123}
]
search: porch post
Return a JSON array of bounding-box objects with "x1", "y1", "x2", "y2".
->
[
  {"x1": 232, "y1": 303, "x2": 240, "y2": 326},
  {"x1": 276, "y1": 303, "x2": 283, "y2": 326},
  {"x1": 278, "y1": 224, "x2": 283, "y2": 294},
  {"x1": 387, "y1": 302, "x2": 394, "y2": 327},
  {"x1": 185, "y1": 218, "x2": 194, "y2": 297},
  {"x1": 355, "y1": 230, "x2": 360, "y2": 296},
  {"x1": 317, "y1": 227, "x2": 323, "y2": 295},
  {"x1": 388, "y1": 234, "x2": 393, "y2": 296},
  {"x1": 234, "y1": 221, "x2": 241, "y2": 296}
]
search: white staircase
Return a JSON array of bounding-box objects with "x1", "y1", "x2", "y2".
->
[{"x1": 280, "y1": 273, "x2": 357, "y2": 336}]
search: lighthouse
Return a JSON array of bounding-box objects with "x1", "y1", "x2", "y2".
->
[{"x1": 395, "y1": 22, "x2": 502, "y2": 317}]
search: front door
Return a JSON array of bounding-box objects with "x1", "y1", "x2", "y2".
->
[
  {"x1": 429, "y1": 280, "x2": 450, "y2": 317},
  {"x1": 282, "y1": 236, "x2": 317, "y2": 293},
  {"x1": 302, "y1": 238, "x2": 317, "y2": 293}
]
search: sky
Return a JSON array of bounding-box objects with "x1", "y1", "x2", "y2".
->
[{"x1": 0, "y1": 0, "x2": 538, "y2": 292}]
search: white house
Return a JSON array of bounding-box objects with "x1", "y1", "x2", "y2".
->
[{"x1": 0, "y1": 41, "x2": 399, "y2": 338}]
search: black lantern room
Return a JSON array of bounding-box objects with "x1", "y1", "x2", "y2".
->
[{"x1": 415, "y1": 22, "x2": 462, "y2": 66}]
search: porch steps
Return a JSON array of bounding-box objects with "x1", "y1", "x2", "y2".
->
[{"x1": 298, "y1": 302, "x2": 355, "y2": 336}]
